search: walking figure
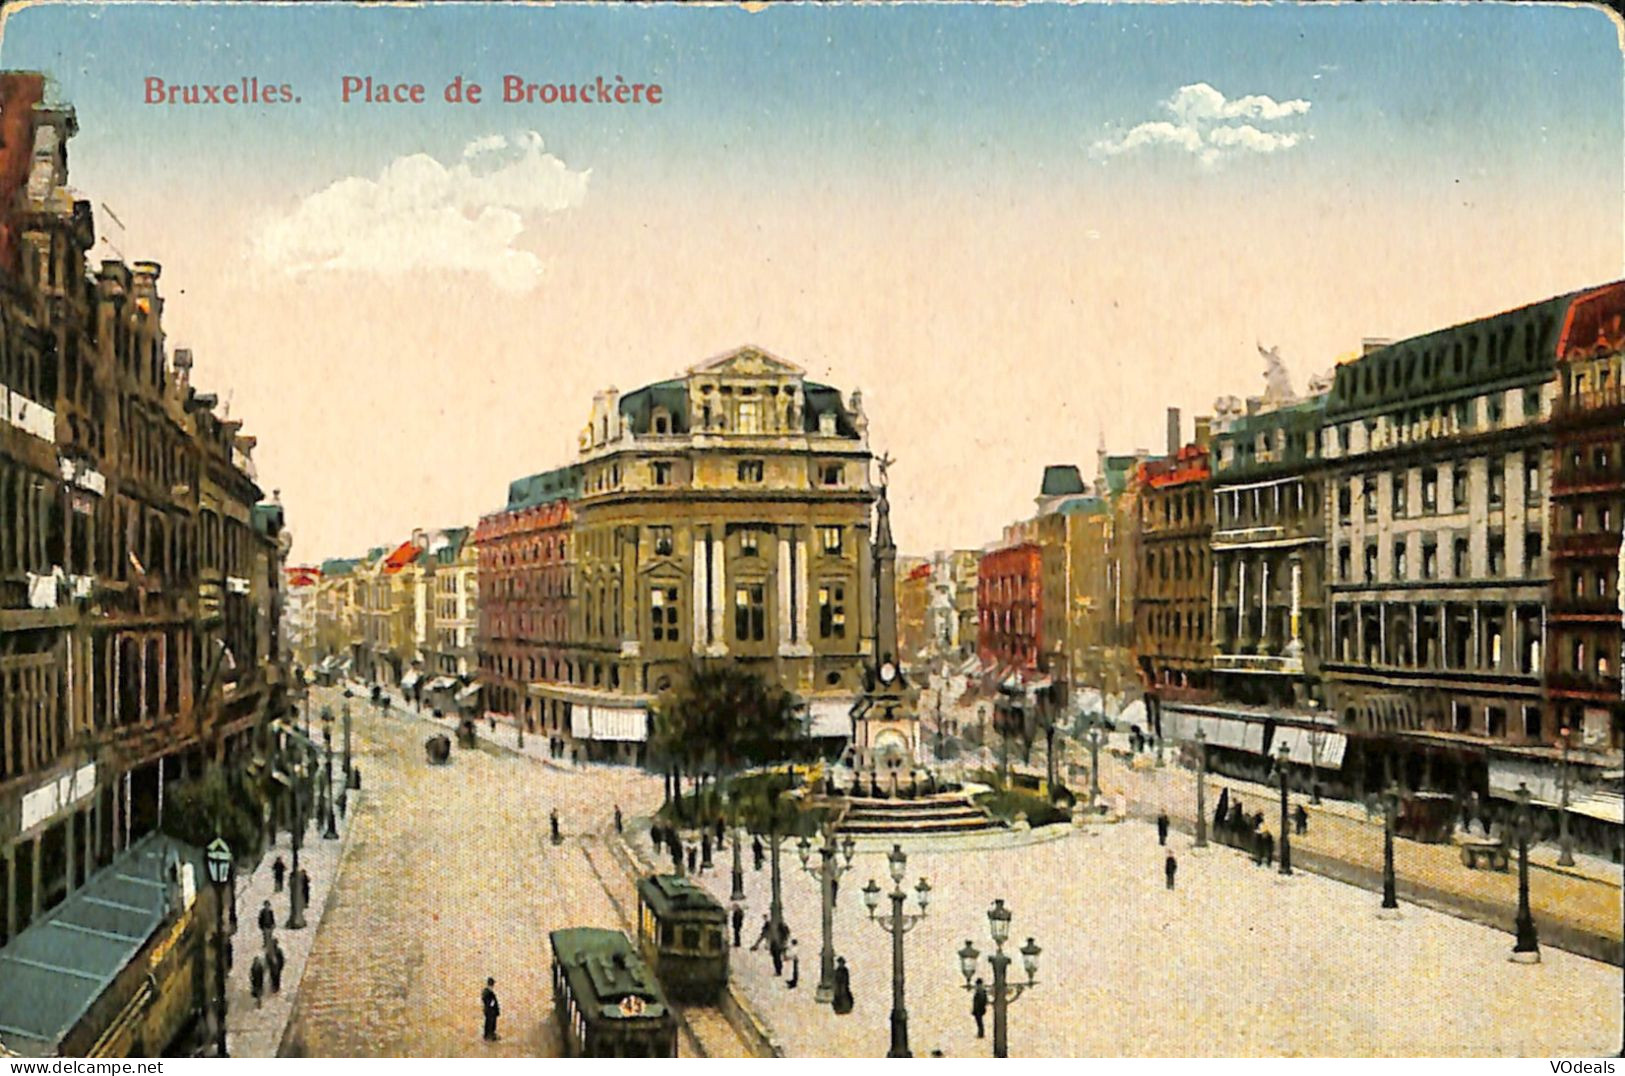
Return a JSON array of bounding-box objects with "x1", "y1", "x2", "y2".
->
[
  {"x1": 770, "y1": 928, "x2": 788, "y2": 977},
  {"x1": 701, "y1": 832, "x2": 713, "y2": 871},
  {"x1": 249, "y1": 956, "x2": 266, "y2": 1009},
  {"x1": 258, "y1": 899, "x2": 276, "y2": 952},
  {"x1": 750, "y1": 914, "x2": 773, "y2": 952},
  {"x1": 971, "y1": 978, "x2": 988, "y2": 1037},
  {"x1": 832, "y1": 956, "x2": 854, "y2": 1015},
  {"x1": 752, "y1": 835, "x2": 764, "y2": 871},
  {"x1": 481, "y1": 978, "x2": 501, "y2": 1042},
  {"x1": 731, "y1": 904, "x2": 745, "y2": 947},
  {"x1": 1165, "y1": 851, "x2": 1178, "y2": 890},
  {"x1": 614, "y1": 805, "x2": 623, "y2": 833},
  {"x1": 1293, "y1": 804, "x2": 1308, "y2": 836},
  {"x1": 686, "y1": 844, "x2": 698, "y2": 875},
  {"x1": 1263, "y1": 829, "x2": 1275, "y2": 869},
  {"x1": 1156, "y1": 811, "x2": 1170, "y2": 846},
  {"x1": 550, "y1": 808, "x2": 561, "y2": 845},
  {"x1": 267, "y1": 939, "x2": 285, "y2": 993},
  {"x1": 669, "y1": 839, "x2": 683, "y2": 875},
  {"x1": 714, "y1": 817, "x2": 726, "y2": 846},
  {"x1": 272, "y1": 855, "x2": 287, "y2": 893},
  {"x1": 299, "y1": 869, "x2": 311, "y2": 910},
  {"x1": 786, "y1": 940, "x2": 800, "y2": 989}
]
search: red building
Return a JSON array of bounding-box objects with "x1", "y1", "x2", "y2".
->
[
  {"x1": 977, "y1": 543, "x2": 1043, "y2": 674},
  {"x1": 1134, "y1": 442, "x2": 1213, "y2": 696}
]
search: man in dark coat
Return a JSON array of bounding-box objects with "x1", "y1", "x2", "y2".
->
[
  {"x1": 669, "y1": 839, "x2": 683, "y2": 875},
  {"x1": 1293, "y1": 804, "x2": 1308, "y2": 835},
  {"x1": 731, "y1": 904, "x2": 745, "y2": 947},
  {"x1": 614, "y1": 805, "x2": 623, "y2": 833},
  {"x1": 272, "y1": 855, "x2": 287, "y2": 893},
  {"x1": 701, "y1": 832, "x2": 713, "y2": 871},
  {"x1": 715, "y1": 817, "x2": 726, "y2": 846},
  {"x1": 1213, "y1": 787, "x2": 1230, "y2": 835},
  {"x1": 971, "y1": 979, "x2": 989, "y2": 1037},
  {"x1": 686, "y1": 844, "x2": 698, "y2": 875},
  {"x1": 750, "y1": 914, "x2": 773, "y2": 952},
  {"x1": 258, "y1": 899, "x2": 276, "y2": 952},
  {"x1": 832, "y1": 957, "x2": 854, "y2": 1014},
  {"x1": 1263, "y1": 829, "x2": 1275, "y2": 869},
  {"x1": 550, "y1": 808, "x2": 561, "y2": 844},
  {"x1": 267, "y1": 939, "x2": 285, "y2": 993},
  {"x1": 752, "y1": 834, "x2": 765, "y2": 871},
  {"x1": 1165, "y1": 851, "x2": 1178, "y2": 890},
  {"x1": 249, "y1": 955, "x2": 266, "y2": 1008},
  {"x1": 1156, "y1": 812, "x2": 1170, "y2": 845},
  {"x1": 299, "y1": 869, "x2": 311, "y2": 910},
  {"x1": 481, "y1": 978, "x2": 501, "y2": 1041}
]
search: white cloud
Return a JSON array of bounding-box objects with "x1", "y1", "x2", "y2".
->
[
  {"x1": 253, "y1": 132, "x2": 589, "y2": 291},
  {"x1": 1093, "y1": 83, "x2": 1311, "y2": 167}
]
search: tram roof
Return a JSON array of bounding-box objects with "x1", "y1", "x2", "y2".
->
[
  {"x1": 636, "y1": 874, "x2": 726, "y2": 919},
  {"x1": 549, "y1": 928, "x2": 669, "y2": 1016}
]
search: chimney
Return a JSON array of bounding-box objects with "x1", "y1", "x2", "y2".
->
[
  {"x1": 172, "y1": 347, "x2": 193, "y2": 390},
  {"x1": 1166, "y1": 407, "x2": 1181, "y2": 457},
  {"x1": 1194, "y1": 416, "x2": 1212, "y2": 450}
]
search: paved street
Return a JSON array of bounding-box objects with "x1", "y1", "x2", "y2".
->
[
  {"x1": 693, "y1": 818, "x2": 1622, "y2": 1057},
  {"x1": 280, "y1": 686, "x2": 668, "y2": 1057}
]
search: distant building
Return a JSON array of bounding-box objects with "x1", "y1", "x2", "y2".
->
[{"x1": 1135, "y1": 419, "x2": 1214, "y2": 703}]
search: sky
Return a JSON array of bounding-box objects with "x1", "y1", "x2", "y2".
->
[{"x1": 0, "y1": 1, "x2": 1620, "y2": 564}]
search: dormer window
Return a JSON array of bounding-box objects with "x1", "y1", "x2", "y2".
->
[
  {"x1": 818, "y1": 412, "x2": 837, "y2": 436},
  {"x1": 653, "y1": 408, "x2": 670, "y2": 435}
]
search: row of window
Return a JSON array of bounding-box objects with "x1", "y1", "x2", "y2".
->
[
  {"x1": 1336, "y1": 531, "x2": 1539, "y2": 584},
  {"x1": 1338, "y1": 455, "x2": 1537, "y2": 524}
]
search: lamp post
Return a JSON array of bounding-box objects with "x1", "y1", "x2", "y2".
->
[
  {"x1": 797, "y1": 823, "x2": 858, "y2": 1003},
  {"x1": 862, "y1": 844, "x2": 930, "y2": 1058},
  {"x1": 1194, "y1": 727, "x2": 1208, "y2": 848},
  {"x1": 1557, "y1": 727, "x2": 1575, "y2": 867},
  {"x1": 1380, "y1": 782, "x2": 1399, "y2": 915},
  {"x1": 1511, "y1": 782, "x2": 1541, "y2": 963},
  {"x1": 728, "y1": 793, "x2": 746, "y2": 903},
  {"x1": 322, "y1": 739, "x2": 339, "y2": 840},
  {"x1": 342, "y1": 700, "x2": 353, "y2": 787},
  {"x1": 205, "y1": 837, "x2": 233, "y2": 1058},
  {"x1": 761, "y1": 779, "x2": 790, "y2": 949},
  {"x1": 1276, "y1": 740, "x2": 1292, "y2": 876},
  {"x1": 957, "y1": 899, "x2": 1040, "y2": 1058},
  {"x1": 287, "y1": 756, "x2": 307, "y2": 929},
  {"x1": 1086, "y1": 722, "x2": 1103, "y2": 813}
]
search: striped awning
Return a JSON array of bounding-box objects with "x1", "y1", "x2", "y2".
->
[
  {"x1": 807, "y1": 698, "x2": 855, "y2": 739},
  {"x1": 1271, "y1": 727, "x2": 1349, "y2": 770}
]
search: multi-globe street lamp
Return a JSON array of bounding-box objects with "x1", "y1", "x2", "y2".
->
[
  {"x1": 1379, "y1": 782, "x2": 1400, "y2": 916},
  {"x1": 957, "y1": 898, "x2": 1041, "y2": 1058},
  {"x1": 861, "y1": 844, "x2": 931, "y2": 1058},
  {"x1": 797, "y1": 821, "x2": 857, "y2": 1003},
  {"x1": 205, "y1": 837, "x2": 233, "y2": 1058}
]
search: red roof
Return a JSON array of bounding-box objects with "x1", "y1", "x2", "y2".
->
[
  {"x1": 382, "y1": 540, "x2": 421, "y2": 574},
  {"x1": 285, "y1": 566, "x2": 321, "y2": 588},
  {"x1": 907, "y1": 563, "x2": 933, "y2": 582},
  {"x1": 1141, "y1": 443, "x2": 1210, "y2": 489},
  {"x1": 1557, "y1": 280, "x2": 1625, "y2": 363}
]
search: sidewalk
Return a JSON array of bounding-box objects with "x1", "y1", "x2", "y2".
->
[
  {"x1": 225, "y1": 780, "x2": 359, "y2": 1057},
  {"x1": 1100, "y1": 749, "x2": 1623, "y2": 964},
  {"x1": 335, "y1": 682, "x2": 582, "y2": 774}
]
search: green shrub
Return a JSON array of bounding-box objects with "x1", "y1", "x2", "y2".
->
[
  {"x1": 161, "y1": 765, "x2": 261, "y2": 861},
  {"x1": 974, "y1": 786, "x2": 1070, "y2": 828}
]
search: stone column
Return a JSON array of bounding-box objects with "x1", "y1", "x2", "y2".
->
[
  {"x1": 1285, "y1": 554, "x2": 1303, "y2": 658},
  {"x1": 1378, "y1": 601, "x2": 1388, "y2": 665},
  {"x1": 1211, "y1": 557, "x2": 1221, "y2": 652},
  {"x1": 777, "y1": 534, "x2": 793, "y2": 644},
  {"x1": 1237, "y1": 559, "x2": 1249, "y2": 646},
  {"x1": 1259, "y1": 557, "x2": 1271, "y2": 654},
  {"x1": 796, "y1": 536, "x2": 810, "y2": 646},
  {"x1": 66, "y1": 807, "x2": 77, "y2": 894},
  {"x1": 709, "y1": 533, "x2": 727, "y2": 653},
  {"x1": 1471, "y1": 605, "x2": 1482, "y2": 671},
  {"x1": 692, "y1": 529, "x2": 708, "y2": 651}
]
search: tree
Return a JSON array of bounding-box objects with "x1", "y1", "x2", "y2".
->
[
  {"x1": 161, "y1": 764, "x2": 262, "y2": 859},
  {"x1": 652, "y1": 662, "x2": 813, "y2": 817}
]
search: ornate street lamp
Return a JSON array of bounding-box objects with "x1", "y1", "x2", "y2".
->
[
  {"x1": 862, "y1": 844, "x2": 930, "y2": 1058},
  {"x1": 1557, "y1": 727, "x2": 1575, "y2": 867},
  {"x1": 287, "y1": 756, "x2": 308, "y2": 929},
  {"x1": 1277, "y1": 740, "x2": 1292, "y2": 876},
  {"x1": 1193, "y1": 727, "x2": 1208, "y2": 849},
  {"x1": 958, "y1": 898, "x2": 1041, "y2": 1058},
  {"x1": 322, "y1": 737, "x2": 339, "y2": 840},
  {"x1": 1379, "y1": 782, "x2": 1399, "y2": 917},
  {"x1": 797, "y1": 821, "x2": 858, "y2": 1003},
  {"x1": 1511, "y1": 782, "x2": 1541, "y2": 963},
  {"x1": 205, "y1": 838, "x2": 233, "y2": 1058}
]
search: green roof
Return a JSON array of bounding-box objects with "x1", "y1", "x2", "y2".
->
[
  {"x1": 618, "y1": 379, "x2": 690, "y2": 435},
  {"x1": 637, "y1": 874, "x2": 725, "y2": 919},
  {"x1": 1056, "y1": 496, "x2": 1105, "y2": 516},
  {"x1": 433, "y1": 527, "x2": 471, "y2": 564},
  {"x1": 251, "y1": 503, "x2": 284, "y2": 536},
  {"x1": 1325, "y1": 289, "x2": 1581, "y2": 419},
  {"x1": 549, "y1": 928, "x2": 669, "y2": 1018},
  {"x1": 507, "y1": 464, "x2": 582, "y2": 511},
  {"x1": 1040, "y1": 464, "x2": 1086, "y2": 497},
  {"x1": 0, "y1": 834, "x2": 207, "y2": 1055},
  {"x1": 1104, "y1": 454, "x2": 1153, "y2": 496},
  {"x1": 1212, "y1": 397, "x2": 1327, "y2": 481},
  {"x1": 319, "y1": 557, "x2": 359, "y2": 576},
  {"x1": 802, "y1": 383, "x2": 859, "y2": 437}
]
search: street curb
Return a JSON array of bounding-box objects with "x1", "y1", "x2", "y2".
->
[
  {"x1": 1131, "y1": 801, "x2": 1624, "y2": 967},
  {"x1": 610, "y1": 825, "x2": 785, "y2": 1059}
]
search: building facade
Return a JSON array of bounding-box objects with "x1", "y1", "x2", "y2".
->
[{"x1": 1134, "y1": 438, "x2": 1213, "y2": 699}]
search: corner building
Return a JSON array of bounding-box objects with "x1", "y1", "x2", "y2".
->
[{"x1": 531, "y1": 347, "x2": 877, "y2": 763}]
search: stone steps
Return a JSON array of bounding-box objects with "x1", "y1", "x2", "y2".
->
[{"x1": 829, "y1": 791, "x2": 1005, "y2": 837}]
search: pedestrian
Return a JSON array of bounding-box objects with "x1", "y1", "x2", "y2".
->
[
  {"x1": 299, "y1": 869, "x2": 311, "y2": 910},
  {"x1": 669, "y1": 840, "x2": 683, "y2": 875},
  {"x1": 1294, "y1": 804, "x2": 1308, "y2": 836},
  {"x1": 1165, "y1": 851, "x2": 1178, "y2": 890},
  {"x1": 550, "y1": 808, "x2": 561, "y2": 845},
  {"x1": 481, "y1": 977, "x2": 501, "y2": 1042},
  {"x1": 752, "y1": 834, "x2": 764, "y2": 871},
  {"x1": 614, "y1": 805, "x2": 624, "y2": 833},
  {"x1": 1156, "y1": 811, "x2": 1169, "y2": 846},
  {"x1": 831, "y1": 876, "x2": 840, "y2": 905},
  {"x1": 250, "y1": 955, "x2": 266, "y2": 1008},
  {"x1": 715, "y1": 817, "x2": 726, "y2": 846},
  {"x1": 701, "y1": 832, "x2": 713, "y2": 871},
  {"x1": 1253, "y1": 829, "x2": 1266, "y2": 866},
  {"x1": 731, "y1": 904, "x2": 745, "y2": 947},
  {"x1": 686, "y1": 844, "x2": 698, "y2": 875},
  {"x1": 832, "y1": 957, "x2": 854, "y2": 1015},
  {"x1": 272, "y1": 855, "x2": 287, "y2": 893},
  {"x1": 268, "y1": 939, "x2": 285, "y2": 993},
  {"x1": 1264, "y1": 829, "x2": 1275, "y2": 869},
  {"x1": 750, "y1": 914, "x2": 772, "y2": 952},
  {"x1": 971, "y1": 978, "x2": 988, "y2": 1037},
  {"x1": 786, "y1": 940, "x2": 800, "y2": 988},
  {"x1": 489, "y1": 715, "x2": 497, "y2": 734},
  {"x1": 258, "y1": 899, "x2": 276, "y2": 951}
]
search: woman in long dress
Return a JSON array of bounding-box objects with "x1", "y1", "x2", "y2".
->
[{"x1": 832, "y1": 957, "x2": 854, "y2": 1014}]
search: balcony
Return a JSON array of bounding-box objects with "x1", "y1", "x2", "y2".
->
[
  {"x1": 1212, "y1": 651, "x2": 1304, "y2": 676},
  {"x1": 1554, "y1": 385, "x2": 1625, "y2": 424},
  {"x1": 1546, "y1": 671, "x2": 1623, "y2": 700}
]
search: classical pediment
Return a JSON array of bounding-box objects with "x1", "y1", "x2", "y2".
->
[{"x1": 688, "y1": 345, "x2": 805, "y2": 380}]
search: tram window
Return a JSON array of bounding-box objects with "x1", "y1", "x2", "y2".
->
[
  {"x1": 706, "y1": 929, "x2": 723, "y2": 952},
  {"x1": 682, "y1": 926, "x2": 701, "y2": 949}
]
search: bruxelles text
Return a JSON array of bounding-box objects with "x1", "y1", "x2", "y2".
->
[{"x1": 141, "y1": 75, "x2": 664, "y2": 107}]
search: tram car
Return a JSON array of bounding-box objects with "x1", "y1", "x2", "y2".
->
[
  {"x1": 635, "y1": 873, "x2": 729, "y2": 1003},
  {"x1": 549, "y1": 928, "x2": 678, "y2": 1058}
]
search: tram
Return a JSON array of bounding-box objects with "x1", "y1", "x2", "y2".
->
[
  {"x1": 635, "y1": 874, "x2": 730, "y2": 1003},
  {"x1": 548, "y1": 927, "x2": 678, "y2": 1058}
]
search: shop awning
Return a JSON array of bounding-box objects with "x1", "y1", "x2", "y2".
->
[
  {"x1": 427, "y1": 677, "x2": 457, "y2": 693},
  {"x1": 1024, "y1": 676, "x2": 1053, "y2": 694},
  {"x1": 573, "y1": 704, "x2": 648, "y2": 742},
  {"x1": 1164, "y1": 708, "x2": 1266, "y2": 754},
  {"x1": 400, "y1": 671, "x2": 422, "y2": 692},
  {"x1": 0, "y1": 834, "x2": 204, "y2": 1056},
  {"x1": 1271, "y1": 727, "x2": 1349, "y2": 770},
  {"x1": 806, "y1": 698, "x2": 855, "y2": 739},
  {"x1": 1570, "y1": 791, "x2": 1624, "y2": 825}
]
